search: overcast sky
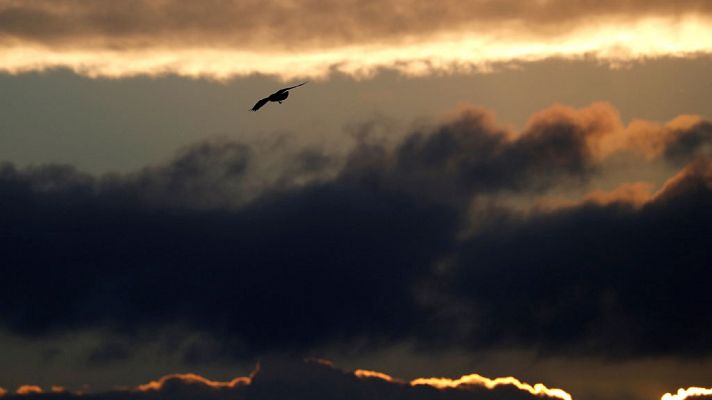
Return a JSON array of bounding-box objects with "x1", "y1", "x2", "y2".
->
[{"x1": 1, "y1": 2, "x2": 711, "y2": 400}]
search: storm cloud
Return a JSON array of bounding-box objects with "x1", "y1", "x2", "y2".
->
[
  {"x1": 0, "y1": 103, "x2": 711, "y2": 363},
  {"x1": 448, "y1": 160, "x2": 712, "y2": 357}
]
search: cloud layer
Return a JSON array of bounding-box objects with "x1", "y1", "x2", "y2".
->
[
  {"x1": 0, "y1": 358, "x2": 571, "y2": 400},
  {"x1": 663, "y1": 388, "x2": 712, "y2": 400},
  {"x1": 1, "y1": 359, "x2": 707, "y2": 400},
  {"x1": 1, "y1": 0, "x2": 712, "y2": 78},
  {"x1": 1, "y1": 102, "x2": 711, "y2": 364}
]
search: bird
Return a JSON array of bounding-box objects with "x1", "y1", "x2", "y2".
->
[{"x1": 250, "y1": 81, "x2": 308, "y2": 111}]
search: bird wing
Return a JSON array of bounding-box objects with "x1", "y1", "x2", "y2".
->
[
  {"x1": 250, "y1": 97, "x2": 269, "y2": 111},
  {"x1": 275, "y1": 81, "x2": 308, "y2": 94}
]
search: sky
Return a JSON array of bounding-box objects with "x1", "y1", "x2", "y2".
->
[{"x1": 1, "y1": 1, "x2": 711, "y2": 400}]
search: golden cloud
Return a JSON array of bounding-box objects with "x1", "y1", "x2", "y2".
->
[
  {"x1": 1, "y1": 0, "x2": 712, "y2": 79},
  {"x1": 14, "y1": 386, "x2": 42, "y2": 396},
  {"x1": 516, "y1": 102, "x2": 709, "y2": 163},
  {"x1": 135, "y1": 372, "x2": 251, "y2": 392},
  {"x1": 662, "y1": 387, "x2": 712, "y2": 400},
  {"x1": 133, "y1": 365, "x2": 575, "y2": 400},
  {"x1": 34, "y1": 362, "x2": 575, "y2": 400},
  {"x1": 6, "y1": 359, "x2": 711, "y2": 400},
  {"x1": 411, "y1": 374, "x2": 573, "y2": 400},
  {"x1": 353, "y1": 369, "x2": 398, "y2": 382},
  {"x1": 532, "y1": 182, "x2": 656, "y2": 211},
  {"x1": 355, "y1": 368, "x2": 575, "y2": 400}
]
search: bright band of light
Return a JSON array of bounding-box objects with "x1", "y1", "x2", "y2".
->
[
  {"x1": 662, "y1": 387, "x2": 712, "y2": 400},
  {"x1": 356, "y1": 369, "x2": 573, "y2": 400},
  {"x1": 1, "y1": 16, "x2": 711, "y2": 80}
]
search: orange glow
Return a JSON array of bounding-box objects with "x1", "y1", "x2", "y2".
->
[
  {"x1": 518, "y1": 102, "x2": 705, "y2": 163},
  {"x1": 5, "y1": 362, "x2": 574, "y2": 400},
  {"x1": 16, "y1": 385, "x2": 43, "y2": 395},
  {"x1": 584, "y1": 183, "x2": 655, "y2": 206},
  {"x1": 535, "y1": 182, "x2": 656, "y2": 211},
  {"x1": 0, "y1": 387, "x2": 7, "y2": 397},
  {"x1": 602, "y1": 115, "x2": 704, "y2": 160},
  {"x1": 50, "y1": 386, "x2": 65, "y2": 393},
  {"x1": 353, "y1": 364, "x2": 573, "y2": 400},
  {"x1": 354, "y1": 369, "x2": 396, "y2": 382},
  {"x1": 129, "y1": 363, "x2": 574, "y2": 400},
  {"x1": 1, "y1": 16, "x2": 711, "y2": 80},
  {"x1": 652, "y1": 160, "x2": 712, "y2": 202},
  {"x1": 135, "y1": 373, "x2": 250, "y2": 392},
  {"x1": 662, "y1": 387, "x2": 712, "y2": 400},
  {"x1": 411, "y1": 374, "x2": 573, "y2": 400}
]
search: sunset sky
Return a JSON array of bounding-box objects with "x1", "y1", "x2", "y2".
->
[{"x1": 1, "y1": 2, "x2": 711, "y2": 400}]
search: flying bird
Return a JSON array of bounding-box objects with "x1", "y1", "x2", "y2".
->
[{"x1": 250, "y1": 81, "x2": 308, "y2": 111}]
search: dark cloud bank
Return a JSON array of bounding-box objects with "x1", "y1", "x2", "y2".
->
[{"x1": 1, "y1": 103, "x2": 712, "y2": 364}]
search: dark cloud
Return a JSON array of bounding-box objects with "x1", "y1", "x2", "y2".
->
[
  {"x1": 448, "y1": 159, "x2": 712, "y2": 357},
  {"x1": 111, "y1": 140, "x2": 253, "y2": 209},
  {"x1": 663, "y1": 121, "x2": 712, "y2": 165},
  {"x1": 0, "y1": 358, "x2": 552, "y2": 400},
  {"x1": 86, "y1": 340, "x2": 132, "y2": 366},
  {"x1": 0, "y1": 151, "x2": 459, "y2": 353},
  {"x1": 343, "y1": 103, "x2": 618, "y2": 204},
  {"x1": 0, "y1": 104, "x2": 711, "y2": 361}
]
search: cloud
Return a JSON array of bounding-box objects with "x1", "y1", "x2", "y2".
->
[
  {"x1": 14, "y1": 387, "x2": 41, "y2": 396},
  {"x1": 662, "y1": 121, "x2": 712, "y2": 164},
  {"x1": 344, "y1": 102, "x2": 711, "y2": 203},
  {"x1": 85, "y1": 340, "x2": 132, "y2": 366},
  {"x1": 662, "y1": 388, "x2": 712, "y2": 400},
  {"x1": 1, "y1": 1, "x2": 712, "y2": 79},
  {"x1": 0, "y1": 103, "x2": 711, "y2": 361},
  {"x1": 343, "y1": 102, "x2": 610, "y2": 202},
  {"x1": 410, "y1": 374, "x2": 571, "y2": 400},
  {"x1": 1, "y1": 358, "x2": 570, "y2": 400},
  {"x1": 3, "y1": 0, "x2": 711, "y2": 47},
  {"x1": 135, "y1": 372, "x2": 250, "y2": 392},
  {"x1": 534, "y1": 182, "x2": 656, "y2": 211},
  {"x1": 0, "y1": 155, "x2": 459, "y2": 353},
  {"x1": 448, "y1": 158, "x2": 712, "y2": 357},
  {"x1": 594, "y1": 115, "x2": 711, "y2": 162}
]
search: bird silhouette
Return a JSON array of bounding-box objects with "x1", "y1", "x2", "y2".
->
[{"x1": 250, "y1": 82, "x2": 308, "y2": 111}]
